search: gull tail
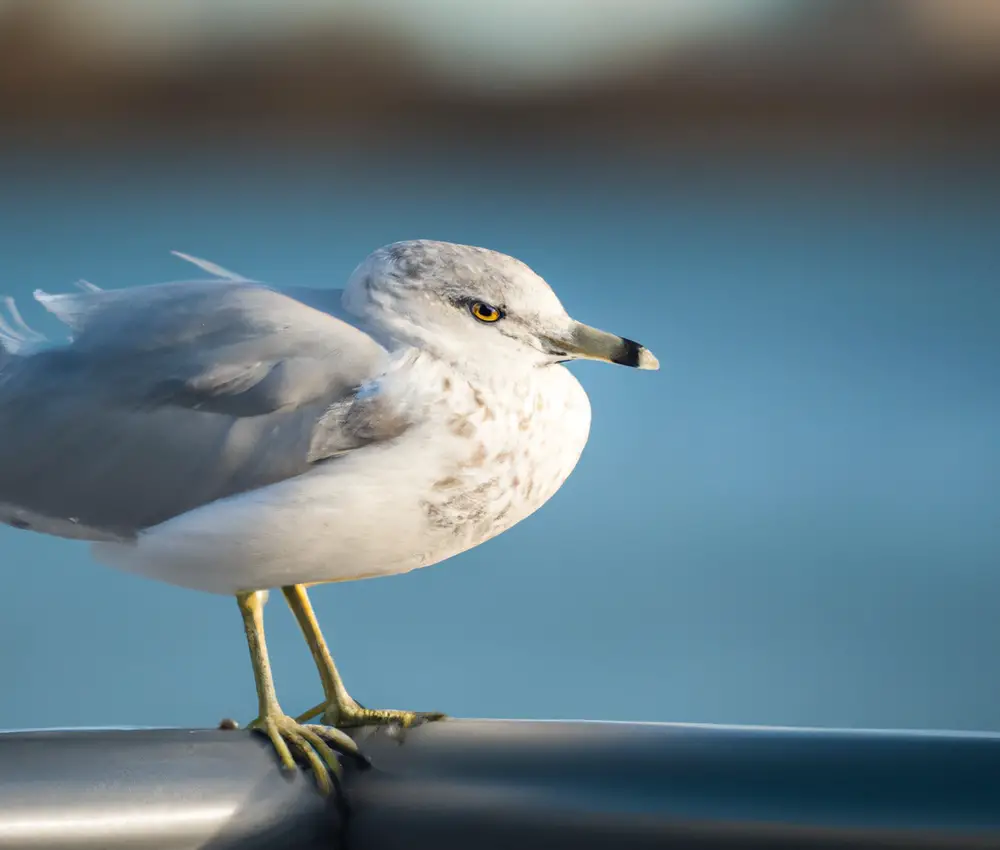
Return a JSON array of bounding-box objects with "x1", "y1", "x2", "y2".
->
[{"x1": 0, "y1": 294, "x2": 48, "y2": 362}]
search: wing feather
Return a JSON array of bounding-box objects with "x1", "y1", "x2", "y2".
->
[{"x1": 0, "y1": 273, "x2": 397, "y2": 539}]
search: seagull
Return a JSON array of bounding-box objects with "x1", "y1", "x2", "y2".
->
[{"x1": 0, "y1": 240, "x2": 658, "y2": 793}]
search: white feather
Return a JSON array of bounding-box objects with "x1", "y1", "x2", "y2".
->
[{"x1": 170, "y1": 251, "x2": 253, "y2": 282}]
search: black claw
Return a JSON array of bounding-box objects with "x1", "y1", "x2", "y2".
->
[
  {"x1": 309, "y1": 725, "x2": 371, "y2": 769},
  {"x1": 332, "y1": 739, "x2": 372, "y2": 769}
]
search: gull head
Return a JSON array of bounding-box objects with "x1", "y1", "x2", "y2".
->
[{"x1": 344, "y1": 240, "x2": 658, "y2": 372}]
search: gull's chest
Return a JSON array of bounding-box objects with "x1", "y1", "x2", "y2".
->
[
  {"x1": 417, "y1": 366, "x2": 592, "y2": 554},
  {"x1": 99, "y1": 362, "x2": 592, "y2": 593}
]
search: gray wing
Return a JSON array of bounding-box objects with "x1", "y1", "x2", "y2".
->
[{"x1": 0, "y1": 275, "x2": 399, "y2": 541}]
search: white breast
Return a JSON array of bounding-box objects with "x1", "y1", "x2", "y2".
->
[
  {"x1": 415, "y1": 360, "x2": 593, "y2": 562},
  {"x1": 93, "y1": 359, "x2": 592, "y2": 595}
]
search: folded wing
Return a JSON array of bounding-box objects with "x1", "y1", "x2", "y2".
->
[{"x1": 0, "y1": 273, "x2": 396, "y2": 540}]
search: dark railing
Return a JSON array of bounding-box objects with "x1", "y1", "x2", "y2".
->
[{"x1": 2, "y1": 720, "x2": 1000, "y2": 849}]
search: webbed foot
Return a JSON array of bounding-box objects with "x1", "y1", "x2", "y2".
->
[{"x1": 248, "y1": 710, "x2": 360, "y2": 795}]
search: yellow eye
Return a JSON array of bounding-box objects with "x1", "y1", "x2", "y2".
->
[{"x1": 470, "y1": 302, "x2": 503, "y2": 323}]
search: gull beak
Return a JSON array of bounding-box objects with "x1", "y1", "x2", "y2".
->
[{"x1": 544, "y1": 321, "x2": 659, "y2": 370}]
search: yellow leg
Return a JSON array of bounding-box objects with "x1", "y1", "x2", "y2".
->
[
  {"x1": 236, "y1": 590, "x2": 358, "y2": 794},
  {"x1": 282, "y1": 584, "x2": 446, "y2": 728}
]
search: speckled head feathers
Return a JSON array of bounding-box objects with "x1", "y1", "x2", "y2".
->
[{"x1": 344, "y1": 239, "x2": 658, "y2": 372}]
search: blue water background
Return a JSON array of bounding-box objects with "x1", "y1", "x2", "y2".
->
[{"x1": 0, "y1": 148, "x2": 997, "y2": 731}]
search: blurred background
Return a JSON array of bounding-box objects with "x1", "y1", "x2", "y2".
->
[{"x1": 0, "y1": 0, "x2": 998, "y2": 734}]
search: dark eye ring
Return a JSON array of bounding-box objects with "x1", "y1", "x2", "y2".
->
[{"x1": 470, "y1": 301, "x2": 503, "y2": 323}]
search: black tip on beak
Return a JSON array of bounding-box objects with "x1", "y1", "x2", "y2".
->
[
  {"x1": 613, "y1": 338, "x2": 659, "y2": 370},
  {"x1": 613, "y1": 338, "x2": 644, "y2": 367},
  {"x1": 552, "y1": 322, "x2": 659, "y2": 370}
]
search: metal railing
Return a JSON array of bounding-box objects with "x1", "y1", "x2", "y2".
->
[{"x1": 2, "y1": 720, "x2": 1000, "y2": 849}]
